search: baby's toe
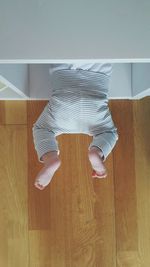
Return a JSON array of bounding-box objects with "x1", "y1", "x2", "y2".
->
[{"x1": 92, "y1": 169, "x2": 107, "y2": 178}]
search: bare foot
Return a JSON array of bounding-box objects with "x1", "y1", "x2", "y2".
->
[
  {"x1": 88, "y1": 147, "x2": 107, "y2": 178},
  {"x1": 34, "y1": 153, "x2": 61, "y2": 190}
]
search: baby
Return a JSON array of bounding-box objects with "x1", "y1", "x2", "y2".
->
[{"x1": 32, "y1": 63, "x2": 119, "y2": 190}]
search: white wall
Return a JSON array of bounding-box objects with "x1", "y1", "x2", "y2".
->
[{"x1": 0, "y1": 0, "x2": 150, "y2": 60}]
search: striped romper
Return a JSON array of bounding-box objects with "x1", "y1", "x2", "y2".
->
[{"x1": 32, "y1": 63, "x2": 119, "y2": 163}]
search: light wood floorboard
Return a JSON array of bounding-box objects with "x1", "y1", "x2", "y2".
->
[{"x1": 0, "y1": 98, "x2": 149, "y2": 267}]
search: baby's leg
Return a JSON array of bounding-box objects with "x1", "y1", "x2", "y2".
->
[
  {"x1": 88, "y1": 131, "x2": 118, "y2": 178},
  {"x1": 32, "y1": 103, "x2": 61, "y2": 190},
  {"x1": 34, "y1": 151, "x2": 61, "y2": 190},
  {"x1": 88, "y1": 146, "x2": 107, "y2": 178}
]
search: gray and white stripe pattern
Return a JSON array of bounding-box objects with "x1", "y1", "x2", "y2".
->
[{"x1": 32, "y1": 65, "x2": 118, "y2": 163}]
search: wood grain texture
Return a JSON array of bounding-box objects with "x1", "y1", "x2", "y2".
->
[
  {"x1": 0, "y1": 101, "x2": 28, "y2": 266},
  {"x1": 4, "y1": 100, "x2": 27, "y2": 125},
  {"x1": 57, "y1": 134, "x2": 116, "y2": 267},
  {"x1": 27, "y1": 100, "x2": 52, "y2": 230},
  {"x1": 0, "y1": 98, "x2": 150, "y2": 267},
  {"x1": 0, "y1": 101, "x2": 5, "y2": 124},
  {"x1": 133, "y1": 97, "x2": 150, "y2": 267},
  {"x1": 110, "y1": 100, "x2": 139, "y2": 266}
]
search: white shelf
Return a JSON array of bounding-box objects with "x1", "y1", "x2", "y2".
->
[
  {"x1": 0, "y1": 64, "x2": 29, "y2": 99},
  {"x1": 0, "y1": 86, "x2": 26, "y2": 99},
  {"x1": 0, "y1": 63, "x2": 150, "y2": 100}
]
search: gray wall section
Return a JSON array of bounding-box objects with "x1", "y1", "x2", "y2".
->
[
  {"x1": 0, "y1": 0, "x2": 150, "y2": 59},
  {"x1": 132, "y1": 63, "x2": 150, "y2": 96},
  {"x1": 108, "y1": 63, "x2": 132, "y2": 98},
  {"x1": 29, "y1": 64, "x2": 52, "y2": 99}
]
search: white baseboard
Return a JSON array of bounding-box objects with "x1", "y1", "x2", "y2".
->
[{"x1": 1, "y1": 95, "x2": 149, "y2": 100}]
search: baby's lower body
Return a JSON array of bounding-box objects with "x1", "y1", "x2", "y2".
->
[{"x1": 32, "y1": 64, "x2": 118, "y2": 190}]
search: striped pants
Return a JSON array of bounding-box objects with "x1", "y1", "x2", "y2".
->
[{"x1": 32, "y1": 69, "x2": 119, "y2": 163}]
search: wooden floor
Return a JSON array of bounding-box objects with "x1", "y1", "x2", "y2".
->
[{"x1": 0, "y1": 98, "x2": 150, "y2": 267}]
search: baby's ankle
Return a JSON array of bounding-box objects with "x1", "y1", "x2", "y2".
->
[
  {"x1": 89, "y1": 146, "x2": 104, "y2": 161},
  {"x1": 41, "y1": 151, "x2": 60, "y2": 166}
]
